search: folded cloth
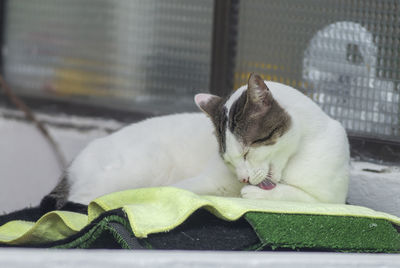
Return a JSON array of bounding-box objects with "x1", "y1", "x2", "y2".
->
[
  {"x1": 0, "y1": 211, "x2": 87, "y2": 245},
  {"x1": 1, "y1": 187, "x2": 399, "y2": 252}
]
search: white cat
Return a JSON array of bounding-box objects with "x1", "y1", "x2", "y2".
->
[{"x1": 41, "y1": 73, "x2": 349, "y2": 210}]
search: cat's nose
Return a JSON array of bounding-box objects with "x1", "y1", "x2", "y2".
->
[{"x1": 240, "y1": 177, "x2": 249, "y2": 184}]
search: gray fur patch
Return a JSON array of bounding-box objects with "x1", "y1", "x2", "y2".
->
[
  {"x1": 228, "y1": 90, "x2": 247, "y2": 133},
  {"x1": 210, "y1": 104, "x2": 228, "y2": 153},
  {"x1": 42, "y1": 174, "x2": 70, "y2": 210},
  {"x1": 202, "y1": 73, "x2": 291, "y2": 154},
  {"x1": 224, "y1": 76, "x2": 291, "y2": 147}
]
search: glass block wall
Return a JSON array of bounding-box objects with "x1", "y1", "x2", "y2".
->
[
  {"x1": 234, "y1": 0, "x2": 400, "y2": 141},
  {"x1": 2, "y1": 0, "x2": 213, "y2": 114}
]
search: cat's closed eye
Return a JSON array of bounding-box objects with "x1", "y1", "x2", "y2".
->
[{"x1": 252, "y1": 127, "x2": 280, "y2": 144}]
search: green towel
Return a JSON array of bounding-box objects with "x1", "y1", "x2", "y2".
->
[{"x1": 1, "y1": 187, "x2": 399, "y2": 251}]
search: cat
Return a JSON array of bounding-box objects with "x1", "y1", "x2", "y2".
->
[{"x1": 41, "y1": 73, "x2": 349, "y2": 211}]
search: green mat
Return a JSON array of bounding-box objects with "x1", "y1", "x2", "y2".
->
[{"x1": 0, "y1": 187, "x2": 399, "y2": 252}]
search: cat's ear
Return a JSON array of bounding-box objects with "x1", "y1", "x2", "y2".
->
[
  {"x1": 247, "y1": 73, "x2": 272, "y2": 104},
  {"x1": 194, "y1": 93, "x2": 222, "y2": 117},
  {"x1": 245, "y1": 73, "x2": 273, "y2": 116}
]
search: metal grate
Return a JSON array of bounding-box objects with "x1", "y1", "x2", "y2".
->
[
  {"x1": 2, "y1": 0, "x2": 214, "y2": 114},
  {"x1": 234, "y1": 0, "x2": 400, "y2": 142}
]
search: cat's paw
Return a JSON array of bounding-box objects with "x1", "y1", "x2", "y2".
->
[{"x1": 241, "y1": 185, "x2": 271, "y2": 199}]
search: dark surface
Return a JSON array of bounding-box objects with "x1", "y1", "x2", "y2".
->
[
  {"x1": 349, "y1": 136, "x2": 400, "y2": 164},
  {"x1": 143, "y1": 209, "x2": 259, "y2": 250},
  {"x1": 0, "y1": 0, "x2": 6, "y2": 74},
  {"x1": 0, "y1": 206, "x2": 43, "y2": 227},
  {"x1": 210, "y1": 0, "x2": 239, "y2": 97},
  {"x1": 40, "y1": 199, "x2": 88, "y2": 216},
  {"x1": 0, "y1": 202, "x2": 88, "y2": 227},
  {"x1": 0, "y1": 94, "x2": 151, "y2": 124},
  {"x1": 0, "y1": 207, "x2": 260, "y2": 250}
]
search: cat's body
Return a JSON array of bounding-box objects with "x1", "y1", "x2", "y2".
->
[
  {"x1": 66, "y1": 113, "x2": 235, "y2": 204},
  {"x1": 42, "y1": 74, "x2": 349, "y2": 210}
]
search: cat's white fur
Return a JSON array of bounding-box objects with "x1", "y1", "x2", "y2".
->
[
  {"x1": 67, "y1": 113, "x2": 238, "y2": 204},
  {"x1": 222, "y1": 82, "x2": 349, "y2": 203},
  {"x1": 67, "y1": 81, "x2": 349, "y2": 204}
]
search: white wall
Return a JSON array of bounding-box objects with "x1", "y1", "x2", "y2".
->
[
  {"x1": 0, "y1": 107, "x2": 399, "y2": 217},
  {"x1": 0, "y1": 108, "x2": 123, "y2": 213}
]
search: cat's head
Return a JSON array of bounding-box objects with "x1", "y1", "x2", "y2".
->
[{"x1": 195, "y1": 73, "x2": 292, "y2": 189}]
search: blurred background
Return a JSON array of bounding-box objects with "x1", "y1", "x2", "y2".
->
[{"x1": 0, "y1": 0, "x2": 399, "y2": 215}]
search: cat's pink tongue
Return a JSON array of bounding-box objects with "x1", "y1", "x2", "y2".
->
[{"x1": 257, "y1": 179, "x2": 276, "y2": 190}]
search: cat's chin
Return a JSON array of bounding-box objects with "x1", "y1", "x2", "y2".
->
[{"x1": 257, "y1": 178, "x2": 276, "y2": 190}]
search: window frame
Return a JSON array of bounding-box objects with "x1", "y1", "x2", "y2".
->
[{"x1": 0, "y1": 0, "x2": 5, "y2": 75}]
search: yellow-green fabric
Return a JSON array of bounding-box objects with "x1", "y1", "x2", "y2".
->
[
  {"x1": 1, "y1": 187, "x2": 400, "y2": 244},
  {"x1": 0, "y1": 211, "x2": 87, "y2": 245}
]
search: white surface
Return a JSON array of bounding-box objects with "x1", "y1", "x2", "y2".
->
[
  {"x1": 0, "y1": 108, "x2": 123, "y2": 213},
  {"x1": 0, "y1": 249, "x2": 399, "y2": 268},
  {"x1": 349, "y1": 161, "x2": 400, "y2": 216}
]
